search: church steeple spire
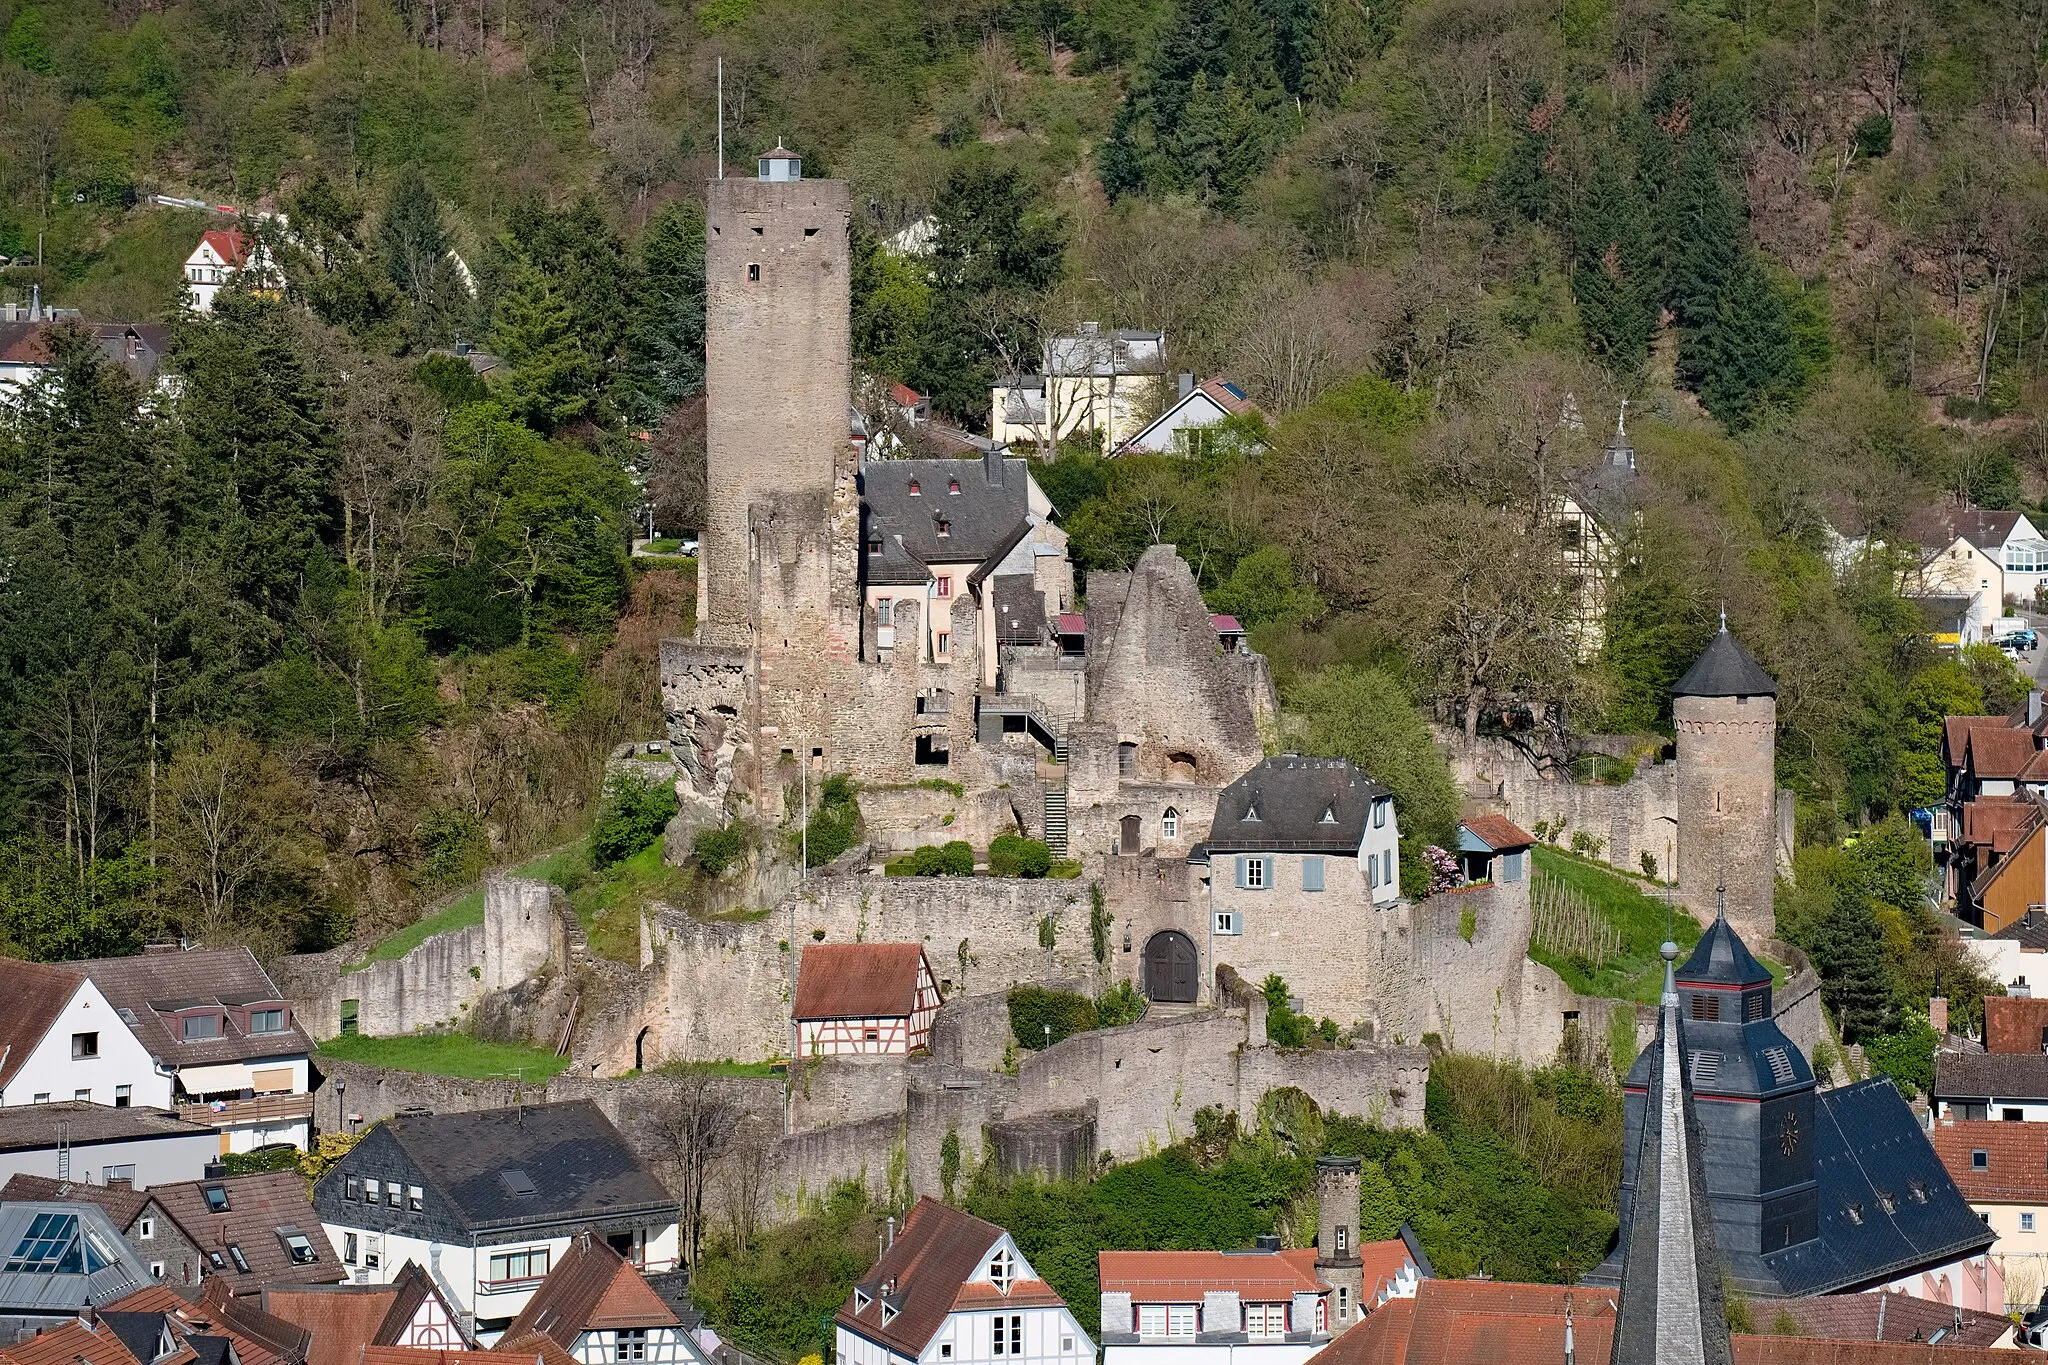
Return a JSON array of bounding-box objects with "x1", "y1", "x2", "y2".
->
[{"x1": 1609, "y1": 942, "x2": 1734, "y2": 1365}]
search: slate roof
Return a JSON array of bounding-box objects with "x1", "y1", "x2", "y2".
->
[
  {"x1": 1565, "y1": 445, "x2": 1641, "y2": 530},
  {"x1": 1673, "y1": 628, "x2": 1778, "y2": 699},
  {"x1": 1456, "y1": 816, "x2": 1533, "y2": 853},
  {"x1": 1760, "y1": 1080, "x2": 1995, "y2": 1295},
  {"x1": 62, "y1": 947, "x2": 311, "y2": 1068},
  {"x1": 861, "y1": 459, "x2": 1032, "y2": 570},
  {"x1": 1986, "y1": 910, "x2": 2048, "y2": 948},
  {"x1": 835, "y1": 1197, "x2": 1017, "y2": 1359},
  {"x1": 1903, "y1": 504, "x2": 2027, "y2": 553},
  {"x1": 1206, "y1": 757, "x2": 1389, "y2": 854},
  {"x1": 0, "y1": 959, "x2": 88, "y2": 1091},
  {"x1": 793, "y1": 945, "x2": 930, "y2": 1021},
  {"x1": 503, "y1": 1235, "x2": 678, "y2": 1349},
  {"x1": 993, "y1": 575, "x2": 1048, "y2": 646},
  {"x1": 145, "y1": 1170, "x2": 341, "y2": 1293},
  {"x1": 1934, "y1": 1049, "x2": 2048, "y2": 1103},
  {"x1": 0, "y1": 1320, "x2": 143, "y2": 1365},
  {"x1": 1097, "y1": 1248, "x2": 1326, "y2": 1300},
  {"x1": 0, "y1": 1201, "x2": 153, "y2": 1316},
  {"x1": 330, "y1": 1101, "x2": 676, "y2": 1234},
  {"x1": 1676, "y1": 914, "x2": 1773, "y2": 988}
]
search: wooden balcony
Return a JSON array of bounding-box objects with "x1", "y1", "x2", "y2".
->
[{"x1": 176, "y1": 1092, "x2": 314, "y2": 1128}]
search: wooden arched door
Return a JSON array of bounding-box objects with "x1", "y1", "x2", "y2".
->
[
  {"x1": 1120, "y1": 814, "x2": 1142, "y2": 854},
  {"x1": 1143, "y1": 931, "x2": 1199, "y2": 1003}
]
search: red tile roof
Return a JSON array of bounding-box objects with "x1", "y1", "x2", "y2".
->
[
  {"x1": 106, "y1": 1281, "x2": 304, "y2": 1365},
  {"x1": 200, "y1": 230, "x2": 253, "y2": 266},
  {"x1": 62, "y1": 946, "x2": 312, "y2": 1068},
  {"x1": 1196, "y1": 377, "x2": 1256, "y2": 415},
  {"x1": 794, "y1": 944, "x2": 930, "y2": 1021},
  {"x1": 1931, "y1": 1118, "x2": 2048, "y2": 1202},
  {"x1": 1210, "y1": 614, "x2": 1245, "y2": 634},
  {"x1": 358, "y1": 1351, "x2": 517, "y2": 1365},
  {"x1": 149, "y1": 1170, "x2": 342, "y2": 1293},
  {"x1": 489, "y1": 1333, "x2": 577, "y2": 1365},
  {"x1": 1098, "y1": 1248, "x2": 1326, "y2": 1300},
  {"x1": 1764, "y1": 1292, "x2": 2011, "y2": 1348},
  {"x1": 0, "y1": 958, "x2": 86, "y2": 1089},
  {"x1": 0, "y1": 1173, "x2": 153, "y2": 1227},
  {"x1": 1355, "y1": 1238, "x2": 1417, "y2": 1305},
  {"x1": 1055, "y1": 614, "x2": 1086, "y2": 635},
  {"x1": 950, "y1": 1280, "x2": 1065, "y2": 1310},
  {"x1": 0, "y1": 1321, "x2": 143, "y2": 1365},
  {"x1": 1459, "y1": 815, "x2": 1535, "y2": 852},
  {"x1": 1960, "y1": 797, "x2": 2037, "y2": 852},
  {"x1": 504, "y1": 1236, "x2": 677, "y2": 1349},
  {"x1": 1944, "y1": 715, "x2": 2012, "y2": 764},
  {"x1": 264, "y1": 1288, "x2": 397, "y2": 1365},
  {"x1": 1967, "y1": 727, "x2": 2041, "y2": 780}
]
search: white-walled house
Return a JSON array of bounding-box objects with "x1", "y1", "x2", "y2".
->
[
  {"x1": 1204, "y1": 756, "x2": 1404, "y2": 921},
  {"x1": 794, "y1": 944, "x2": 941, "y2": 1058},
  {"x1": 498, "y1": 1234, "x2": 711, "y2": 1365},
  {"x1": 65, "y1": 945, "x2": 314, "y2": 1153},
  {"x1": 835, "y1": 1198, "x2": 1095, "y2": 1365},
  {"x1": 0, "y1": 1103, "x2": 215, "y2": 1190},
  {"x1": 0, "y1": 957, "x2": 170, "y2": 1111},
  {"x1": 1118, "y1": 376, "x2": 1260, "y2": 457},
  {"x1": 1098, "y1": 1242, "x2": 1334, "y2": 1365},
  {"x1": 311, "y1": 1101, "x2": 681, "y2": 1340},
  {"x1": 183, "y1": 229, "x2": 278, "y2": 313}
]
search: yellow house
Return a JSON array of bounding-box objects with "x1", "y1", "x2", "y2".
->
[{"x1": 990, "y1": 324, "x2": 1165, "y2": 455}]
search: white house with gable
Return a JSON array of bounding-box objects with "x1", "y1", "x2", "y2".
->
[
  {"x1": 0, "y1": 956, "x2": 170, "y2": 1110},
  {"x1": 835, "y1": 1198, "x2": 1095, "y2": 1365}
]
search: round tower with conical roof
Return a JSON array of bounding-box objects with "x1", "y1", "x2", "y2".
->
[{"x1": 1673, "y1": 617, "x2": 1779, "y2": 940}]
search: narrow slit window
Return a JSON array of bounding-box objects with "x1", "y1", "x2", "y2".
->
[{"x1": 747, "y1": 263, "x2": 760, "y2": 281}]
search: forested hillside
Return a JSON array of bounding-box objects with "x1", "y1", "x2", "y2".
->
[{"x1": 0, "y1": 0, "x2": 2043, "y2": 1024}]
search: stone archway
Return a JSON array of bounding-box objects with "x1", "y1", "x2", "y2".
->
[
  {"x1": 1143, "y1": 930, "x2": 1199, "y2": 1003},
  {"x1": 634, "y1": 1025, "x2": 652, "y2": 1072}
]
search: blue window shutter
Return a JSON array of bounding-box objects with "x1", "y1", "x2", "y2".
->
[
  {"x1": 1367, "y1": 856, "x2": 1378, "y2": 890},
  {"x1": 1505, "y1": 850, "x2": 1524, "y2": 882},
  {"x1": 1235, "y1": 856, "x2": 1248, "y2": 889},
  {"x1": 1303, "y1": 857, "x2": 1324, "y2": 892}
]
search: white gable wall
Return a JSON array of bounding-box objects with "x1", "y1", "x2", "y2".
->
[{"x1": 0, "y1": 978, "x2": 170, "y2": 1109}]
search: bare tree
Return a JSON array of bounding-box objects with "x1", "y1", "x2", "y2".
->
[
  {"x1": 713, "y1": 1119, "x2": 775, "y2": 1254},
  {"x1": 645, "y1": 1068, "x2": 743, "y2": 1267}
]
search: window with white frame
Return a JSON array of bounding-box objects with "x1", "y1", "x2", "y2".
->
[
  {"x1": 2027, "y1": 1212, "x2": 2039, "y2": 1232},
  {"x1": 616, "y1": 1329, "x2": 648, "y2": 1362},
  {"x1": 488, "y1": 1248, "x2": 550, "y2": 1284},
  {"x1": 992, "y1": 1315, "x2": 1022, "y2": 1355},
  {"x1": 364, "y1": 1235, "x2": 381, "y2": 1270},
  {"x1": 343, "y1": 1233, "x2": 358, "y2": 1264},
  {"x1": 1162, "y1": 808, "x2": 1178, "y2": 840},
  {"x1": 138, "y1": 1217, "x2": 154, "y2": 1241},
  {"x1": 988, "y1": 1248, "x2": 1015, "y2": 1292},
  {"x1": 1167, "y1": 1305, "x2": 1197, "y2": 1338},
  {"x1": 1238, "y1": 856, "x2": 1267, "y2": 889},
  {"x1": 1246, "y1": 1305, "x2": 1287, "y2": 1338},
  {"x1": 1215, "y1": 910, "x2": 1240, "y2": 935}
]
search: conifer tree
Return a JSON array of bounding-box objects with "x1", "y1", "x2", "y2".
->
[
  {"x1": 624, "y1": 200, "x2": 707, "y2": 421},
  {"x1": 1818, "y1": 884, "x2": 1898, "y2": 1043},
  {"x1": 1663, "y1": 121, "x2": 1743, "y2": 330},
  {"x1": 379, "y1": 168, "x2": 448, "y2": 309},
  {"x1": 494, "y1": 264, "x2": 596, "y2": 430},
  {"x1": 1687, "y1": 254, "x2": 1794, "y2": 430},
  {"x1": 1571, "y1": 156, "x2": 1658, "y2": 373},
  {"x1": 1297, "y1": 0, "x2": 1370, "y2": 106}
]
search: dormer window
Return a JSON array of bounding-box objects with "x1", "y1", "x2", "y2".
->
[
  {"x1": 879, "y1": 1300, "x2": 898, "y2": 1326},
  {"x1": 935, "y1": 518, "x2": 951, "y2": 536},
  {"x1": 988, "y1": 1247, "x2": 1015, "y2": 1292},
  {"x1": 1319, "y1": 806, "x2": 1338, "y2": 824},
  {"x1": 948, "y1": 479, "x2": 960, "y2": 494},
  {"x1": 854, "y1": 1288, "x2": 872, "y2": 1313},
  {"x1": 1244, "y1": 804, "x2": 1260, "y2": 822},
  {"x1": 909, "y1": 480, "x2": 922, "y2": 496},
  {"x1": 182, "y1": 1013, "x2": 221, "y2": 1040}
]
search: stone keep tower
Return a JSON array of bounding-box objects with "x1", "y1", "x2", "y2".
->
[
  {"x1": 1314, "y1": 1156, "x2": 1364, "y2": 1331},
  {"x1": 701, "y1": 146, "x2": 851, "y2": 649},
  {"x1": 1672, "y1": 621, "x2": 1779, "y2": 941}
]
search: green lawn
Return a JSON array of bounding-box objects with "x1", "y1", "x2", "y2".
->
[
  {"x1": 567, "y1": 840, "x2": 692, "y2": 962},
  {"x1": 317, "y1": 1031, "x2": 571, "y2": 1081},
  {"x1": 654, "y1": 1058, "x2": 786, "y2": 1077},
  {"x1": 1528, "y1": 846, "x2": 1706, "y2": 1004},
  {"x1": 347, "y1": 845, "x2": 590, "y2": 971}
]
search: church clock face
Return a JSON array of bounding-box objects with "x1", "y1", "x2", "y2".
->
[{"x1": 1779, "y1": 1109, "x2": 1801, "y2": 1157}]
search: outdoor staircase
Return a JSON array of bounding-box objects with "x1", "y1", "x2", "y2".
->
[
  {"x1": 1044, "y1": 788, "x2": 1068, "y2": 857},
  {"x1": 1053, "y1": 735, "x2": 1069, "y2": 763}
]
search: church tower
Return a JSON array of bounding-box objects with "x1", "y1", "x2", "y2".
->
[{"x1": 1672, "y1": 621, "x2": 1778, "y2": 941}]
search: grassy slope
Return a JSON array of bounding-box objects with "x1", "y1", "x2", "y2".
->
[
  {"x1": 316, "y1": 1031, "x2": 570, "y2": 1081},
  {"x1": 1528, "y1": 846, "x2": 1704, "y2": 1004}
]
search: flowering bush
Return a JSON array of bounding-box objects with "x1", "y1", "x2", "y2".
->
[{"x1": 1423, "y1": 844, "x2": 1462, "y2": 894}]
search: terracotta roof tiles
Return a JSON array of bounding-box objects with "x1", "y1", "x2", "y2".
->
[
  {"x1": 1458, "y1": 815, "x2": 1534, "y2": 852},
  {"x1": 0, "y1": 1321, "x2": 143, "y2": 1365},
  {"x1": 61, "y1": 947, "x2": 311, "y2": 1068},
  {"x1": 1097, "y1": 1249, "x2": 1326, "y2": 1299},
  {"x1": 504, "y1": 1236, "x2": 677, "y2": 1350},
  {"x1": 1930, "y1": 1118, "x2": 2048, "y2": 1202},
  {"x1": 793, "y1": 945, "x2": 929, "y2": 1021},
  {"x1": 834, "y1": 1198, "x2": 1016, "y2": 1359},
  {"x1": 1967, "y1": 727, "x2": 2042, "y2": 780},
  {"x1": 1763, "y1": 1292, "x2": 2011, "y2": 1348},
  {"x1": 0, "y1": 959, "x2": 87, "y2": 1089},
  {"x1": 150, "y1": 1170, "x2": 341, "y2": 1293},
  {"x1": 263, "y1": 1287, "x2": 401, "y2": 1365}
]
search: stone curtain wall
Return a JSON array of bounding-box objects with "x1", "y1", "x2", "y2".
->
[
  {"x1": 277, "y1": 878, "x2": 562, "y2": 1042},
  {"x1": 1449, "y1": 732, "x2": 1681, "y2": 881},
  {"x1": 648, "y1": 873, "x2": 1098, "y2": 1063}
]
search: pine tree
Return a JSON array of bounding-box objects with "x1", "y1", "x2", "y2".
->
[
  {"x1": 1687, "y1": 254, "x2": 1794, "y2": 430},
  {"x1": 493, "y1": 264, "x2": 597, "y2": 430},
  {"x1": 1571, "y1": 155, "x2": 1658, "y2": 373},
  {"x1": 1296, "y1": 0, "x2": 1371, "y2": 106},
  {"x1": 624, "y1": 200, "x2": 707, "y2": 422},
  {"x1": 379, "y1": 168, "x2": 447, "y2": 308},
  {"x1": 1818, "y1": 885, "x2": 1898, "y2": 1044},
  {"x1": 1662, "y1": 121, "x2": 1743, "y2": 330}
]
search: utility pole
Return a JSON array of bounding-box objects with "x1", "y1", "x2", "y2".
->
[{"x1": 716, "y1": 58, "x2": 724, "y2": 180}]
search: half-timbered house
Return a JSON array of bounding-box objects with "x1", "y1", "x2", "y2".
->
[
  {"x1": 793, "y1": 944, "x2": 941, "y2": 1058},
  {"x1": 497, "y1": 1234, "x2": 709, "y2": 1365}
]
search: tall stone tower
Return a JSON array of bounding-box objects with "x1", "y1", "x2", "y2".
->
[
  {"x1": 700, "y1": 146, "x2": 852, "y2": 649},
  {"x1": 1314, "y1": 1156, "x2": 1364, "y2": 1331},
  {"x1": 1672, "y1": 621, "x2": 1778, "y2": 941}
]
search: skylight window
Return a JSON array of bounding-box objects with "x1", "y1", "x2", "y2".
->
[
  {"x1": 227, "y1": 1244, "x2": 250, "y2": 1273},
  {"x1": 203, "y1": 1185, "x2": 230, "y2": 1213},
  {"x1": 500, "y1": 1169, "x2": 538, "y2": 1199},
  {"x1": 282, "y1": 1232, "x2": 317, "y2": 1265},
  {"x1": 1318, "y1": 806, "x2": 1338, "y2": 824},
  {"x1": 4, "y1": 1213, "x2": 110, "y2": 1274}
]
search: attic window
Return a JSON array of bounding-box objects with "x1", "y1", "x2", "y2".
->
[
  {"x1": 854, "y1": 1288, "x2": 872, "y2": 1312},
  {"x1": 227, "y1": 1244, "x2": 251, "y2": 1273},
  {"x1": 909, "y1": 480, "x2": 922, "y2": 495},
  {"x1": 936, "y1": 519, "x2": 951, "y2": 536},
  {"x1": 805, "y1": 227, "x2": 819, "y2": 236},
  {"x1": 281, "y1": 1231, "x2": 318, "y2": 1265},
  {"x1": 989, "y1": 1248, "x2": 1015, "y2": 1292},
  {"x1": 207, "y1": 1250, "x2": 226, "y2": 1271},
  {"x1": 1843, "y1": 1203, "x2": 1863, "y2": 1226},
  {"x1": 500, "y1": 1169, "x2": 538, "y2": 1198},
  {"x1": 1243, "y1": 804, "x2": 1260, "y2": 822},
  {"x1": 879, "y1": 1301, "x2": 898, "y2": 1326},
  {"x1": 1972, "y1": 1149, "x2": 1989, "y2": 1170},
  {"x1": 747, "y1": 264, "x2": 760, "y2": 282},
  {"x1": 1908, "y1": 1179, "x2": 1928, "y2": 1202},
  {"x1": 1319, "y1": 806, "x2": 1338, "y2": 824},
  {"x1": 203, "y1": 1185, "x2": 230, "y2": 1213},
  {"x1": 1874, "y1": 1190, "x2": 1896, "y2": 1215},
  {"x1": 948, "y1": 479, "x2": 960, "y2": 494}
]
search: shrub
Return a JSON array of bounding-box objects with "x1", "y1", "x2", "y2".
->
[
  {"x1": 1096, "y1": 979, "x2": 1145, "y2": 1028},
  {"x1": 591, "y1": 770, "x2": 681, "y2": 867},
  {"x1": 693, "y1": 823, "x2": 748, "y2": 877},
  {"x1": 1009, "y1": 986, "x2": 1097, "y2": 1048},
  {"x1": 222, "y1": 1146, "x2": 300, "y2": 1175},
  {"x1": 804, "y1": 774, "x2": 862, "y2": 867},
  {"x1": 887, "y1": 841, "x2": 976, "y2": 876},
  {"x1": 989, "y1": 833, "x2": 1054, "y2": 878},
  {"x1": 1864, "y1": 1014, "x2": 1938, "y2": 1099},
  {"x1": 1262, "y1": 973, "x2": 1310, "y2": 1048}
]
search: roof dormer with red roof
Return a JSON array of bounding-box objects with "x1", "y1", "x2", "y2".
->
[
  {"x1": 835, "y1": 1199, "x2": 1093, "y2": 1365},
  {"x1": 1099, "y1": 1241, "x2": 1343, "y2": 1362}
]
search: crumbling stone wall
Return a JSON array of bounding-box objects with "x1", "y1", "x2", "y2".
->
[{"x1": 1449, "y1": 732, "x2": 1681, "y2": 879}]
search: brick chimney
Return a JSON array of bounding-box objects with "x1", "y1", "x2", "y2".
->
[{"x1": 1930, "y1": 997, "x2": 1949, "y2": 1037}]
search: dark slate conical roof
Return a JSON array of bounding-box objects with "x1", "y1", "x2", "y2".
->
[
  {"x1": 1675, "y1": 911, "x2": 1772, "y2": 988},
  {"x1": 1671, "y1": 626, "x2": 1777, "y2": 699}
]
